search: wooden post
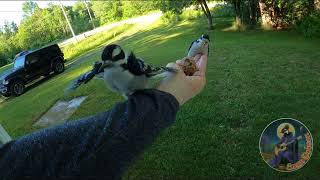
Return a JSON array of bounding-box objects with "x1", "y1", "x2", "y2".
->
[{"x1": 0, "y1": 124, "x2": 12, "y2": 146}]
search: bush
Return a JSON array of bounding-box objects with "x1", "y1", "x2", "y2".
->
[
  {"x1": 161, "y1": 11, "x2": 181, "y2": 24},
  {"x1": 297, "y1": 12, "x2": 320, "y2": 37},
  {"x1": 180, "y1": 9, "x2": 202, "y2": 20},
  {"x1": 211, "y1": 4, "x2": 235, "y2": 18}
]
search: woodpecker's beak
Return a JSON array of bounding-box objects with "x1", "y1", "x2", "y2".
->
[{"x1": 98, "y1": 61, "x2": 112, "y2": 72}]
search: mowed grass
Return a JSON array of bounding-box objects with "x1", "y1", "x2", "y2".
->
[
  {"x1": 0, "y1": 14, "x2": 320, "y2": 179},
  {"x1": 0, "y1": 63, "x2": 13, "y2": 75}
]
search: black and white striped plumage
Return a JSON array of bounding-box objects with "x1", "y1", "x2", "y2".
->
[
  {"x1": 101, "y1": 44, "x2": 176, "y2": 97},
  {"x1": 187, "y1": 34, "x2": 210, "y2": 57}
]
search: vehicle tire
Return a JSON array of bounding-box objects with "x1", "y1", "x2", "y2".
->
[
  {"x1": 10, "y1": 80, "x2": 25, "y2": 96},
  {"x1": 2, "y1": 92, "x2": 11, "y2": 97},
  {"x1": 53, "y1": 60, "x2": 65, "y2": 74}
]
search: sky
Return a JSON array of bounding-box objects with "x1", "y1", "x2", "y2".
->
[{"x1": 0, "y1": 1, "x2": 77, "y2": 26}]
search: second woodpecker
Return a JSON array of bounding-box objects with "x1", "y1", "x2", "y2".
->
[{"x1": 187, "y1": 34, "x2": 210, "y2": 57}]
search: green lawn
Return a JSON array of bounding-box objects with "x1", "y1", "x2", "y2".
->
[
  {"x1": 0, "y1": 63, "x2": 13, "y2": 75},
  {"x1": 0, "y1": 15, "x2": 319, "y2": 179}
]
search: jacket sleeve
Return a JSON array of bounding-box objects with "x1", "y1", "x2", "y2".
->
[{"x1": 0, "y1": 89, "x2": 179, "y2": 180}]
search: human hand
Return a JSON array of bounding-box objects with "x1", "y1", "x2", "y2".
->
[{"x1": 157, "y1": 54, "x2": 207, "y2": 105}]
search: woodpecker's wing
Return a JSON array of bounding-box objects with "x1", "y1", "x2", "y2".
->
[
  {"x1": 126, "y1": 52, "x2": 152, "y2": 76},
  {"x1": 126, "y1": 52, "x2": 177, "y2": 77},
  {"x1": 188, "y1": 40, "x2": 196, "y2": 52}
]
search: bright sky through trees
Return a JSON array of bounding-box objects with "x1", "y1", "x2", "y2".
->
[{"x1": 0, "y1": 1, "x2": 76, "y2": 26}]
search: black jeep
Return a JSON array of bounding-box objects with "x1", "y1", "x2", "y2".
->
[{"x1": 0, "y1": 44, "x2": 65, "y2": 97}]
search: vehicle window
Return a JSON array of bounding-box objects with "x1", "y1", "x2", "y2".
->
[
  {"x1": 26, "y1": 54, "x2": 39, "y2": 65},
  {"x1": 13, "y1": 55, "x2": 25, "y2": 69}
]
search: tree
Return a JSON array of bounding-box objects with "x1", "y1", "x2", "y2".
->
[
  {"x1": 232, "y1": 0, "x2": 242, "y2": 27},
  {"x1": 16, "y1": 4, "x2": 72, "y2": 49},
  {"x1": 69, "y1": 2, "x2": 93, "y2": 34},
  {"x1": 248, "y1": 0, "x2": 259, "y2": 25},
  {"x1": 316, "y1": 0, "x2": 320, "y2": 11},
  {"x1": 91, "y1": 0, "x2": 123, "y2": 25},
  {"x1": 2, "y1": 21, "x2": 18, "y2": 38},
  {"x1": 258, "y1": 0, "x2": 314, "y2": 29},
  {"x1": 121, "y1": 1, "x2": 155, "y2": 18},
  {"x1": 22, "y1": 1, "x2": 39, "y2": 17},
  {"x1": 156, "y1": 0, "x2": 214, "y2": 29},
  {"x1": 198, "y1": 0, "x2": 214, "y2": 29}
]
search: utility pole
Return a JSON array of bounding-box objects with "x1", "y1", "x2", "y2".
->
[
  {"x1": 84, "y1": 0, "x2": 95, "y2": 29},
  {"x1": 59, "y1": 0, "x2": 77, "y2": 42}
]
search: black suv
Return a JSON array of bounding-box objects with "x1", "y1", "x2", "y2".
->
[{"x1": 0, "y1": 44, "x2": 65, "y2": 97}]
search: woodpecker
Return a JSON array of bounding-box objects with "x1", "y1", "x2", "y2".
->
[
  {"x1": 187, "y1": 34, "x2": 210, "y2": 57},
  {"x1": 67, "y1": 44, "x2": 176, "y2": 97},
  {"x1": 101, "y1": 44, "x2": 176, "y2": 97}
]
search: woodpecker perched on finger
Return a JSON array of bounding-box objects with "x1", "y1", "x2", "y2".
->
[
  {"x1": 187, "y1": 34, "x2": 210, "y2": 57},
  {"x1": 101, "y1": 44, "x2": 176, "y2": 97}
]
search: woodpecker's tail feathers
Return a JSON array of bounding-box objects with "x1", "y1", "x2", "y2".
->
[{"x1": 64, "y1": 61, "x2": 103, "y2": 93}]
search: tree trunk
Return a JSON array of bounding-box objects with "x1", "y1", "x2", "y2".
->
[
  {"x1": 198, "y1": 0, "x2": 213, "y2": 30},
  {"x1": 315, "y1": 0, "x2": 320, "y2": 11},
  {"x1": 259, "y1": 0, "x2": 273, "y2": 29},
  {"x1": 202, "y1": 0, "x2": 213, "y2": 30},
  {"x1": 249, "y1": 0, "x2": 258, "y2": 25},
  {"x1": 233, "y1": 0, "x2": 242, "y2": 27},
  {"x1": 199, "y1": 1, "x2": 208, "y2": 18}
]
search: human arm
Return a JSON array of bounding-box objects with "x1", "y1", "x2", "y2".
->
[{"x1": 0, "y1": 89, "x2": 179, "y2": 179}]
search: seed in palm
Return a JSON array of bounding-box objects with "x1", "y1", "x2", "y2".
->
[{"x1": 180, "y1": 57, "x2": 199, "y2": 76}]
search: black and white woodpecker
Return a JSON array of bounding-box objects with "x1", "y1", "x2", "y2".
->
[
  {"x1": 187, "y1": 34, "x2": 210, "y2": 57},
  {"x1": 68, "y1": 44, "x2": 176, "y2": 97}
]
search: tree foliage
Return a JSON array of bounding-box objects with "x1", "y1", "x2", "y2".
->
[
  {"x1": 155, "y1": 0, "x2": 192, "y2": 14},
  {"x1": 155, "y1": 0, "x2": 213, "y2": 29},
  {"x1": 0, "y1": 0, "x2": 159, "y2": 67},
  {"x1": 91, "y1": 0, "x2": 123, "y2": 25},
  {"x1": 0, "y1": 0, "x2": 319, "y2": 68},
  {"x1": 227, "y1": 0, "x2": 317, "y2": 29},
  {"x1": 91, "y1": 0, "x2": 156, "y2": 25},
  {"x1": 22, "y1": 0, "x2": 39, "y2": 18}
]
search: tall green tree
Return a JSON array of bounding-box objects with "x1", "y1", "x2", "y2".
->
[
  {"x1": 121, "y1": 1, "x2": 155, "y2": 18},
  {"x1": 16, "y1": 4, "x2": 71, "y2": 49},
  {"x1": 155, "y1": 0, "x2": 213, "y2": 29},
  {"x1": 22, "y1": 0, "x2": 39, "y2": 17},
  {"x1": 258, "y1": 0, "x2": 314, "y2": 29},
  {"x1": 2, "y1": 21, "x2": 18, "y2": 38},
  {"x1": 69, "y1": 1, "x2": 94, "y2": 34},
  {"x1": 91, "y1": 0, "x2": 123, "y2": 25}
]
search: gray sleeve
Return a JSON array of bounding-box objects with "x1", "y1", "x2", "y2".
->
[{"x1": 0, "y1": 89, "x2": 179, "y2": 180}]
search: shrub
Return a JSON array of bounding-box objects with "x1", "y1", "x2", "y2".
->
[
  {"x1": 180, "y1": 9, "x2": 202, "y2": 20},
  {"x1": 161, "y1": 11, "x2": 181, "y2": 24},
  {"x1": 211, "y1": 4, "x2": 235, "y2": 18},
  {"x1": 296, "y1": 12, "x2": 320, "y2": 37}
]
